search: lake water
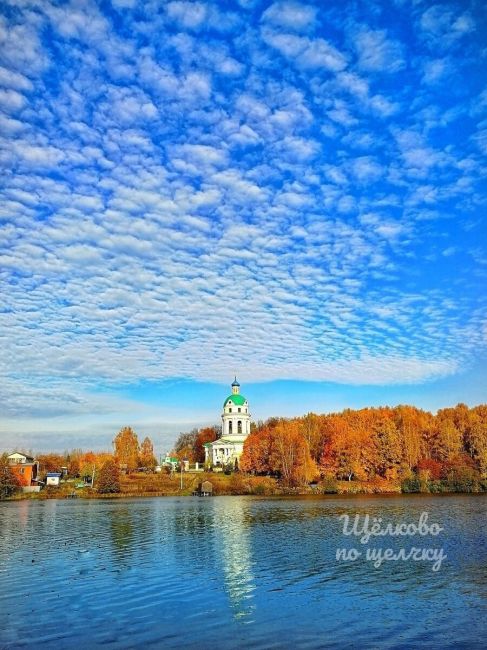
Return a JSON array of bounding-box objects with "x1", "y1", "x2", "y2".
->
[{"x1": 0, "y1": 495, "x2": 486, "y2": 649}]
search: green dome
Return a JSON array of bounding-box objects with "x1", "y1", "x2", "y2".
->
[{"x1": 223, "y1": 394, "x2": 246, "y2": 407}]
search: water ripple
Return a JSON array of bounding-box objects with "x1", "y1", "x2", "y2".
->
[{"x1": 0, "y1": 495, "x2": 486, "y2": 649}]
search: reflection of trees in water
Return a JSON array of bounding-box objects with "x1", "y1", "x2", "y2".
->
[
  {"x1": 170, "y1": 502, "x2": 218, "y2": 561},
  {"x1": 108, "y1": 504, "x2": 155, "y2": 568},
  {"x1": 110, "y1": 507, "x2": 135, "y2": 562}
]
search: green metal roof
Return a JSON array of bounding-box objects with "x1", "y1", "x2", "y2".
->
[{"x1": 223, "y1": 394, "x2": 246, "y2": 407}]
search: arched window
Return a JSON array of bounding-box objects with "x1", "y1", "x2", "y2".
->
[
  {"x1": 238, "y1": 421, "x2": 242, "y2": 434},
  {"x1": 229, "y1": 421, "x2": 233, "y2": 434}
]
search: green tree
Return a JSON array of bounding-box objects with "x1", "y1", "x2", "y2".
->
[
  {"x1": 97, "y1": 460, "x2": 121, "y2": 494},
  {"x1": 113, "y1": 426, "x2": 139, "y2": 472},
  {"x1": 0, "y1": 454, "x2": 21, "y2": 498}
]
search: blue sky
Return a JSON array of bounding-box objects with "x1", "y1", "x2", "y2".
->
[{"x1": 0, "y1": 0, "x2": 486, "y2": 454}]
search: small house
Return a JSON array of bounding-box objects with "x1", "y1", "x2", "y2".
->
[
  {"x1": 8, "y1": 452, "x2": 39, "y2": 488},
  {"x1": 46, "y1": 473, "x2": 62, "y2": 486},
  {"x1": 195, "y1": 480, "x2": 213, "y2": 497}
]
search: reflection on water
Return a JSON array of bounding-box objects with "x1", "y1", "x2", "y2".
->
[
  {"x1": 0, "y1": 495, "x2": 486, "y2": 649},
  {"x1": 215, "y1": 499, "x2": 256, "y2": 620}
]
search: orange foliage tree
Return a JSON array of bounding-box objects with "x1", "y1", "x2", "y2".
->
[
  {"x1": 37, "y1": 453, "x2": 65, "y2": 474},
  {"x1": 113, "y1": 426, "x2": 139, "y2": 472},
  {"x1": 195, "y1": 427, "x2": 218, "y2": 463},
  {"x1": 241, "y1": 418, "x2": 317, "y2": 486},
  {"x1": 139, "y1": 437, "x2": 157, "y2": 468}
]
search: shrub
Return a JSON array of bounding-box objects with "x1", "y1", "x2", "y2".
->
[
  {"x1": 97, "y1": 460, "x2": 121, "y2": 494},
  {"x1": 320, "y1": 476, "x2": 338, "y2": 494},
  {"x1": 401, "y1": 476, "x2": 421, "y2": 493},
  {"x1": 445, "y1": 467, "x2": 480, "y2": 493}
]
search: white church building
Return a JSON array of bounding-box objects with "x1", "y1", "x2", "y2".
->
[{"x1": 204, "y1": 378, "x2": 251, "y2": 468}]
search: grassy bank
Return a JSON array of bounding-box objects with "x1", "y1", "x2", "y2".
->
[
  {"x1": 4, "y1": 471, "x2": 486, "y2": 501},
  {"x1": 3, "y1": 472, "x2": 402, "y2": 499}
]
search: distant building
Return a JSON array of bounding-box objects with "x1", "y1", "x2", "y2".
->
[
  {"x1": 194, "y1": 480, "x2": 213, "y2": 496},
  {"x1": 204, "y1": 378, "x2": 251, "y2": 468},
  {"x1": 163, "y1": 455, "x2": 179, "y2": 469},
  {"x1": 7, "y1": 452, "x2": 39, "y2": 488},
  {"x1": 46, "y1": 473, "x2": 62, "y2": 486}
]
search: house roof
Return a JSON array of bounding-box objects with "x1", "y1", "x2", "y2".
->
[{"x1": 8, "y1": 452, "x2": 35, "y2": 462}]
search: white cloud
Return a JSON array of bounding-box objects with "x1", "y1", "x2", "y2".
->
[
  {"x1": 262, "y1": 30, "x2": 347, "y2": 72},
  {"x1": 0, "y1": 88, "x2": 26, "y2": 112},
  {"x1": 0, "y1": 0, "x2": 485, "y2": 440},
  {"x1": 353, "y1": 27, "x2": 405, "y2": 73},
  {"x1": 261, "y1": 2, "x2": 317, "y2": 32},
  {"x1": 419, "y1": 5, "x2": 475, "y2": 49},
  {"x1": 166, "y1": 1, "x2": 208, "y2": 30}
]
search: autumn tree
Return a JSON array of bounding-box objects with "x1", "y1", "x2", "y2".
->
[
  {"x1": 97, "y1": 460, "x2": 121, "y2": 494},
  {"x1": 372, "y1": 413, "x2": 402, "y2": 479},
  {"x1": 394, "y1": 405, "x2": 431, "y2": 469},
  {"x1": 37, "y1": 453, "x2": 64, "y2": 475},
  {"x1": 172, "y1": 429, "x2": 198, "y2": 462},
  {"x1": 79, "y1": 451, "x2": 97, "y2": 480},
  {"x1": 300, "y1": 412, "x2": 324, "y2": 462},
  {"x1": 0, "y1": 454, "x2": 20, "y2": 498},
  {"x1": 416, "y1": 458, "x2": 442, "y2": 481},
  {"x1": 67, "y1": 458, "x2": 80, "y2": 477},
  {"x1": 461, "y1": 406, "x2": 487, "y2": 477},
  {"x1": 139, "y1": 437, "x2": 157, "y2": 469},
  {"x1": 172, "y1": 426, "x2": 220, "y2": 463},
  {"x1": 194, "y1": 427, "x2": 218, "y2": 463},
  {"x1": 432, "y1": 414, "x2": 462, "y2": 461},
  {"x1": 113, "y1": 427, "x2": 139, "y2": 472},
  {"x1": 240, "y1": 425, "x2": 274, "y2": 475},
  {"x1": 270, "y1": 420, "x2": 317, "y2": 486},
  {"x1": 320, "y1": 413, "x2": 371, "y2": 481},
  {"x1": 241, "y1": 418, "x2": 317, "y2": 486},
  {"x1": 65, "y1": 449, "x2": 83, "y2": 477}
]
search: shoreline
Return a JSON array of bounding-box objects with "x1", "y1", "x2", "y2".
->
[
  {"x1": 4, "y1": 488, "x2": 487, "y2": 502},
  {"x1": 4, "y1": 492, "x2": 487, "y2": 502},
  {"x1": 4, "y1": 469, "x2": 486, "y2": 502}
]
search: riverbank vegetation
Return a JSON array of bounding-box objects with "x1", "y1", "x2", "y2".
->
[
  {"x1": 241, "y1": 403, "x2": 487, "y2": 493},
  {"x1": 2, "y1": 404, "x2": 486, "y2": 499}
]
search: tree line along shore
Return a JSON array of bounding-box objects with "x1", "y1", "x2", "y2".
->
[{"x1": 2, "y1": 403, "x2": 487, "y2": 499}]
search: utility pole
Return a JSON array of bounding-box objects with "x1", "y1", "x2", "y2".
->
[{"x1": 180, "y1": 459, "x2": 187, "y2": 491}]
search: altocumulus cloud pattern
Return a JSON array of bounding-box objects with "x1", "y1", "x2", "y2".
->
[{"x1": 0, "y1": 0, "x2": 486, "y2": 419}]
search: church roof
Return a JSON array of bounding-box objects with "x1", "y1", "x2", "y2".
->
[
  {"x1": 223, "y1": 394, "x2": 246, "y2": 407},
  {"x1": 206, "y1": 436, "x2": 247, "y2": 447},
  {"x1": 231, "y1": 377, "x2": 240, "y2": 387}
]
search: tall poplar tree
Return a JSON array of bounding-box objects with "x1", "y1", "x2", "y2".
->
[{"x1": 113, "y1": 426, "x2": 139, "y2": 472}]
